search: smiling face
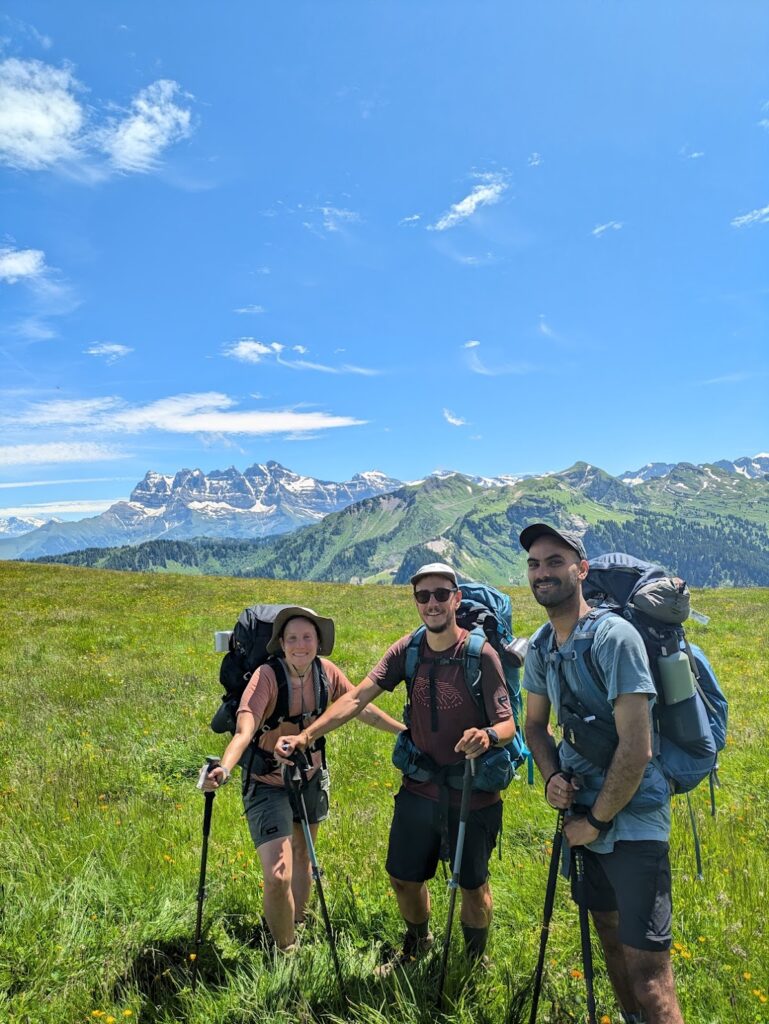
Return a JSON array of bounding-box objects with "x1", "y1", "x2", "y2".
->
[
  {"x1": 413, "y1": 574, "x2": 461, "y2": 634},
  {"x1": 526, "y1": 536, "x2": 588, "y2": 610},
  {"x1": 279, "y1": 616, "x2": 320, "y2": 669}
]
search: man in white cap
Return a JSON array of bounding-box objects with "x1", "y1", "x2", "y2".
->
[
  {"x1": 520, "y1": 523, "x2": 684, "y2": 1024},
  {"x1": 278, "y1": 562, "x2": 517, "y2": 970}
]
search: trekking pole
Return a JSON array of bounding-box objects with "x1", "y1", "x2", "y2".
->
[
  {"x1": 528, "y1": 809, "x2": 565, "y2": 1024},
  {"x1": 573, "y1": 846, "x2": 597, "y2": 1024},
  {"x1": 284, "y1": 753, "x2": 347, "y2": 1005},
  {"x1": 437, "y1": 757, "x2": 476, "y2": 1012},
  {"x1": 191, "y1": 755, "x2": 221, "y2": 992}
]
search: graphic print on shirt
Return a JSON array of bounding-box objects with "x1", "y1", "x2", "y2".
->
[{"x1": 411, "y1": 673, "x2": 465, "y2": 712}]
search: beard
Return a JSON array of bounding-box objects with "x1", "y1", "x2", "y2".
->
[{"x1": 532, "y1": 576, "x2": 579, "y2": 609}]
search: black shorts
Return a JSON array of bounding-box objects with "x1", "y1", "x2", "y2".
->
[
  {"x1": 571, "y1": 841, "x2": 673, "y2": 952},
  {"x1": 385, "y1": 787, "x2": 502, "y2": 891}
]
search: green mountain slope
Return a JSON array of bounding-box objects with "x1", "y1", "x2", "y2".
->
[{"x1": 35, "y1": 463, "x2": 769, "y2": 586}]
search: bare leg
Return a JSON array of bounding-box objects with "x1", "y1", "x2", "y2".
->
[
  {"x1": 388, "y1": 876, "x2": 431, "y2": 925},
  {"x1": 624, "y1": 947, "x2": 684, "y2": 1024},
  {"x1": 257, "y1": 835, "x2": 295, "y2": 949},
  {"x1": 291, "y1": 821, "x2": 318, "y2": 924},
  {"x1": 459, "y1": 881, "x2": 492, "y2": 928},
  {"x1": 591, "y1": 910, "x2": 641, "y2": 1016}
]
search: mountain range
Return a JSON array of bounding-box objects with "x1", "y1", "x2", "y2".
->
[{"x1": 27, "y1": 455, "x2": 769, "y2": 587}]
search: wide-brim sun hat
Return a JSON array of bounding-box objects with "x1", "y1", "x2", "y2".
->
[{"x1": 266, "y1": 605, "x2": 335, "y2": 656}]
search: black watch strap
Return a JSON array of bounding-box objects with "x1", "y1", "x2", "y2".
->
[
  {"x1": 586, "y1": 808, "x2": 614, "y2": 832},
  {"x1": 484, "y1": 726, "x2": 499, "y2": 746}
]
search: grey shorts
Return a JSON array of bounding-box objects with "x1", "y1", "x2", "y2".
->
[
  {"x1": 571, "y1": 840, "x2": 673, "y2": 952},
  {"x1": 243, "y1": 770, "x2": 330, "y2": 849}
]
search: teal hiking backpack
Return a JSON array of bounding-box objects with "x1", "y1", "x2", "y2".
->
[{"x1": 392, "y1": 581, "x2": 533, "y2": 792}]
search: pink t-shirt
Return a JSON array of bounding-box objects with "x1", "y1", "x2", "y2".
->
[
  {"x1": 237, "y1": 657, "x2": 353, "y2": 787},
  {"x1": 367, "y1": 629, "x2": 512, "y2": 808}
]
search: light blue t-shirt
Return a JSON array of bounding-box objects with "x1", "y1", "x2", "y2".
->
[{"x1": 523, "y1": 612, "x2": 670, "y2": 852}]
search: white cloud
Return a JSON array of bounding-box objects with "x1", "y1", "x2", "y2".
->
[
  {"x1": 528, "y1": 152, "x2": 542, "y2": 167},
  {"x1": 0, "y1": 498, "x2": 122, "y2": 516},
  {"x1": 0, "y1": 441, "x2": 128, "y2": 466},
  {"x1": 0, "y1": 59, "x2": 194, "y2": 177},
  {"x1": 0, "y1": 475, "x2": 134, "y2": 489},
  {"x1": 679, "y1": 147, "x2": 704, "y2": 159},
  {"x1": 695, "y1": 371, "x2": 756, "y2": 386},
  {"x1": 0, "y1": 246, "x2": 46, "y2": 282},
  {"x1": 224, "y1": 339, "x2": 380, "y2": 375},
  {"x1": 592, "y1": 220, "x2": 623, "y2": 237},
  {"x1": 429, "y1": 173, "x2": 508, "y2": 231},
  {"x1": 100, "y1": 79, "x2": 193, "y2": 173},
  {"x1": 731, "y1": 203, "x2": 769, "y2": 228},
  {"x1": 84, "y1": 342, "x2": 132, "y2": 363},
  {"x1": 224, "y1": 339, "x2": 283, "y2": 364},
  {"x1": 233, "y1": 304, "x2": 265, "y2": 314},
  {"x1": 0, "y1": 58, "x2": 84, "y2": 169},
  {"x1": 399, "y1": 213, "x2": 421, "y2": 226},
  {"x1": 304, "y1": 206, "x2": 360, "y2": 233},
  {"x1": 464, "y1": 339, "x2": 480, "y2": 349},
  {"x1": 538, "y1": 316, "x2": 557, "y2": 340},
  {"x1": 443, "y1": 409, "x2": 466, "y2": 427},
  {"x1": 3, "y1": 392, "x2": 365, "y2": 438},
  {"x1": 464, "y1": 342, "x2": 535, "y2": 377}
]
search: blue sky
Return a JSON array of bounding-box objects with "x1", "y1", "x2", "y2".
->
[{"x1": 1, "y1": 2, "x2": 767, "y2": 521}]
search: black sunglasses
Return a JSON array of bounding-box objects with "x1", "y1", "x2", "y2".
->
[{"x1": 414, "y1": 587, "x2": 457, "y2": 604}]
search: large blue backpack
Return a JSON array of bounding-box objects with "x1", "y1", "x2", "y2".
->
[
  {"x1": 580, "y1": 554, "x2": 727, "y2": 799},
  {"x1": 392, "y1": 581, "x2": 533, "y2": 792}
]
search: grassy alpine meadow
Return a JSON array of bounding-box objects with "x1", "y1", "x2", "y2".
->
[{"x1": 0, "y1": 562, "x2": 767, "y2": 1024}]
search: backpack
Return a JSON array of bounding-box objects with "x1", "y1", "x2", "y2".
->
[
  {"x1": 541, "y1": 553, "x2": 727, "y2": 804},
  {"x1": 392, "y1": 581, "x2": 533, "y2": 792},
  {"x1": 210, "y1": 603, "x2": 329, "y2": 777}
]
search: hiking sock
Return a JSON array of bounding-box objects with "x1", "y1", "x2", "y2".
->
[
  {"x1": 405, "y1": 918, "x2": 430, "y2": 941},
  {"x1": 461, "y1": 924, "x2": 489, "y2": 959}
]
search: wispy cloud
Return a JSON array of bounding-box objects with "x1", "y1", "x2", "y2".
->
[
  {"x1": 84, "y1": 342, "x2": 132, "y2": 363},
  {"x1": 679, "y1": 146, "x2": 704, "y2": 160},
  {"x1": 592, "y1": 220, "x2": 623, "y2": 237},
  {"x1": 528, "y1": 152, "x2": 542, "y2": 167},
  {"x1": 464, "y1": 339, "x2": 480, "y2": 349},
  {"x1": 0, "y1": 475, "x2": 135, "y2": 490},
  {"x1": 538, "y1": 315, "x2": 558, "y2": 340},
  {"x1": 0, "y1": 57, "x2": 194, "y2": 177},
  {"x1": 0, "y1": 245, "x2": 46, "y2": 282},
  {"x1": 695, "y1": 371, "x2": 757, "y2": 386},
  {"x1": 233, "y1": 304, "x2": 265, "y2": 314},
  {"x1": 99, "y1": 79, "x2": 193, "y2": 173},
  {"x1": 443, "y1": 409, "x2": 466, "y2": 427},
  {"x1": 224, "y1": 338, "x2": 381, "y2": 375},
  {"x1": 464, "y1": 341, "x2": 535, "y2": 377},
  {"x1": 1, "y1": 392, "x2": 365, "y2": 437},
  {"x1": 0, "y1": 441, "x2": 128, "y2": 466},
  {"x1": 429, "y1": 173, "x2": 509, "y2": 231},
  {"x1": 731, "y1": 203, "x2": 769, "y2": 228},
  {"x1": 0, "y1": 498, "x2": 122, "y2": 516},
  {"x1": 399, "y1": 213, "x2": 421, "y2": 226}
]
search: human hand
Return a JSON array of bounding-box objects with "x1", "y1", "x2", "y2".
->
[
  {"x1": 564, "y1": 815, "x2": 599, "y2": 848},
  {"x1": 545, "y1": 770, "x2": 580, "y2": 809},
  {"x1": 198, "y1": 764, "x2": 230, "y2": 792},
  {"x1": 274, "y1": 731, "x2": 308, "y2": 766},
  {"x1": 454, "y1": 727, "x2": 490, "y2": 759}
]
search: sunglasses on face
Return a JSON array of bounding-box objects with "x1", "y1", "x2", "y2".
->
[{"x1": 413, "y1": 587, "x2": 457, "y2": 604}]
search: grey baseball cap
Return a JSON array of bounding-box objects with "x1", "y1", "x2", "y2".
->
[
  {"x1": 409, "y1": 562, "x2": 458, "y2": 586},
  {"x1": 519, "y1": 523, "x2": 588, "y2": 561}
]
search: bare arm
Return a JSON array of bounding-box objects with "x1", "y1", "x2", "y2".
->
[
  {"x1": 564, "y1": 692, "x2": 652, "y2": 846},
  {"x1": 525, "y1": 692, "x2": 580, "y2": 809},
  {"x1": 359, "y1": 701, "x2": 405, "y2": 735},
  {"x1": 200, "y1": 710, "x2": 256, "y2": 791}
]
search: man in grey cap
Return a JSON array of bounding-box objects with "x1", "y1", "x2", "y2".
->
[
  {"x1": 520, "y1": 524, "x2": 684, "y2": 1024},
  {"x1": 278, "y1": 561, "x2": 517, "y2": 971}
]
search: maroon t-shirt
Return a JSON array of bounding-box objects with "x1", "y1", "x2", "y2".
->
[{"x1": 367, "y1": 629, "x2": 513, "y2": 808}]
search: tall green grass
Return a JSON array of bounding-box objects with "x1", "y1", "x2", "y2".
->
[{"x1": 0, "y1": 563, "x2": 767, "y2": 1023}]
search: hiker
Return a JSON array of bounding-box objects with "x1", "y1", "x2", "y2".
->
[
  {"x1": 277, "y1": 562, "x2": 517, "y2": 969},
  {"x1": 520, "y1": 523, "x2": 685, "y2": 1024},
  {"x1": 201, "y1": 606, "x2": 403, "y2": 951}
]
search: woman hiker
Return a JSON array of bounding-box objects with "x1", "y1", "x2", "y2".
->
[{"x1": 201, "y1": 605, "x2": 404, "y2": 950}]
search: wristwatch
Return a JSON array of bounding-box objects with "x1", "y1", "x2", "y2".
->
[{"x1": 484, "y1": 726, "x2": 499, "y2": 747}]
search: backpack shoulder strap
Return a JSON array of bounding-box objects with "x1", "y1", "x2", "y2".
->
[
  {"x1": 313, "y1": 657, "x2": 329, "y2": 716},
  {"x1": 404, "y1": 626, "x2": 426, "y2": 695},
  {"x1": 260, "y1": 656, "x2": 290, "y2": 731},
  {"x1": 462, "y1": 629, "x2": 487, "y2": 715}
]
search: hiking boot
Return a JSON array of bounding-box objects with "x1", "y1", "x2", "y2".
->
[{"x1": 374, "y1": 931, "x2": 434, "y2": 978}]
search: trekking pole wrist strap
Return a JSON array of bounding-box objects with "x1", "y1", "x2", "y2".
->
[
  {"x1": 544, "y1": 769, "x2": 564, "y2": 795},
  {"x1": 219, "y1": 765, "x2": 231, "y2": 785},
  {"x1": 585, "y1": 808, "x2": 613, "y2": 832}
]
